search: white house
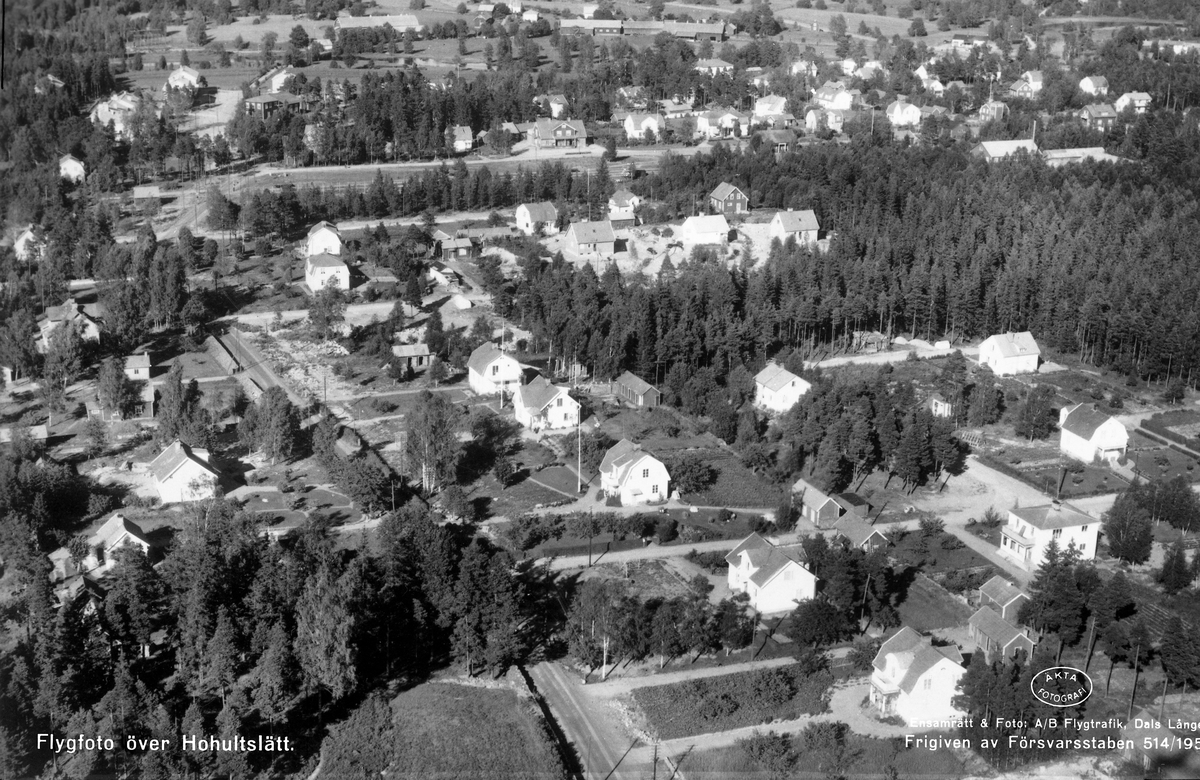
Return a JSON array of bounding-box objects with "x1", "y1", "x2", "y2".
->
[
  {"x1": 59, "y1": 154, "x2": 86, "y2": 183},
  {"x1": 790, "y1": 60, "x2": 819, "y2": 77},
  {"x1": 1115, "y1": 91, "x2": 1151, "y2": 114},
  {"x1": 1059, "y1": 404, "x2": 1128, "y2": 464},
  {"x1": 515, "y1": 202, "x2": 559, "y2": 236},
  {"x1": 805, "y1": 108, "x2": 846, "y2": 134},
  {"x1": 869, "y1": 627, "x2": 966, "y2": 725},
  {"x1": 680, "y1": 214, "x2": 730, "y2": 245},
  {"x1": 306, "y1": 221, "x2": 342, "y2": 256},
  {"x1": 753, "y1": 95, "x2": 788, "y2": 121},
  {"x1": 48, "y1": 514, "x2": 152, "y2": 582},
  {"x1": 1079, "y1": 75, "x2": 1109, "y2": 96},
  {"x1": 1020, "y1": 70, "x2": 1045, "y2": 95},
  {"x1": 998, "y1": 500, "x2": 1099, "y2": 570},
  {"x1": 452, "y1": 125, "x2": 474, "y2": 153},
  {"x1": 813, "y1": 84, "x2": 854, "y2": 111},
  {"x1": 725, "y1": 532, "x2": 818, "y2": 613},
  {"x1": 695, "y1": 58, "x2": 734, "y2": 76},
  {"x1": 769, "y1": 209, "x2": 819, "y2": 245},
  {"x1": 167, "y1": 65, "x2": 201, "y2": 90},
  {"x1": 13, "y1": 226, "x2": 40, "y2": 263},
  {"x1": 90, "y1": 91, "x2": 143, "y2": 138},
  {"x1": 150, "y1": 440, "x2": 220, "y2": 504},
  {"x1": 978, "y1": 331, "x2": 1040, "y2": 375},
  {"x1": 754, "y1": 362, "x2": 811, "y2": 413},
  {"x1": 695, "y1": 108, "x2": 750, "y2": 139},
  {"x1": 600, "y1": 439, "x2": 670, "y2": 506},
  {"x1": 467, "y1": 342, "x2": 522, "y2": 396},
  {"x1": 972, "y1": 139, "x2": 1040, "y2": 162},
  {"x1": 608, "y1": 189, "x2": 640, "y2": 227},
  {"x1": 513, "y1": 376, "x2": 580, "y2": 431},
  {"x1": 623, "y1": 112, "x2": 666, "y2": 140},
  {"x1": 886, "y1": 98, "x2": 922, "y2": 129},
  {"x1": 978, "y1": 575, "x2": 1029, "y2": 623},
  {"x1": 922, "y1": 78, "x2": 945, "y2": 97},
  {"x1": 305, "y1": 253, "x2": 350, "y2": 291}
]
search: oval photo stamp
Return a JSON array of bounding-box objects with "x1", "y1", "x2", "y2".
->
[{"x1": 1031, "y1": 666, "x2": 1093, "y2": 708}]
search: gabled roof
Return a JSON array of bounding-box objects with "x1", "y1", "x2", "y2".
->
[
  {"x1": 453, "y1": 125, "x2": 473, "y2": 143},
  {"x1": 1061, "y1": 404, "x2": 1120, "y2": 440},
  {"x1": 755, "y1": 95, "x2": 788, "y2": 114},
  {"x1": 520, "y1": 201, "x2": 558, "y2": 223},
  {"x1": 724, "y1": 533, "x2": 812, "y2": 588},
  {"x1": 695, "y1": 58, "x2": 734, "y2": 70},
  {"x1": 534, "y1": 118, "x2": 587, "y2": 137},
  {"x1": 773, "y1": 209, "x2": 819, "y2": 233},
  {"x1": 600, "y1": 439, "x2": 667, "y2": 488},
  {"x1": 307, "y1": 252, "x2": 346, "y2": 269},
  {"x1": 515, "y1": 376, "x2": 569, "y2": 412},
  {"x1": 873, "y1": 627, "x2": 963, "y2": 693},
  {"x1": 709, "y1": 182, "x2": 745, "y2": 202},
  {"x1": 982, "y1": 330, "x2": 1040, "y2": 357},
  {"x1": 682, "y1": 214, "x2": 730, "y2": 235},
  {"x1": 149, "y1": 440, "x2": 217, "y2": 484},
  {"x1": 392, "y1": 343, "x2": 430, "y2": 358},
  {"x1": 308, "y1": 220, "x2": 339, "y2": 236},
  {"x1": 1011, "y1": 501, "x2": 1094, "y2": 532},
  {"x1": 1082, "y1": 103, "x2": 1117, "y2": 119},
  {"x1": 832, "y1": 512, "x2": 886, "y2": 548},
  {"x1": 90, "y1": 513, "x2": 151, "y2": 552},
  {"x1": 754, "y1": 362, "x2": 805, "y2": 392},
  {"x1": 724, "y1": 531, "x2": 774, "y2": 566},
  {"x1": 1081, "y1": 75, "x2": 1108, "y2": 89},
  {"x1": 979, "y1": 575, "x2": 1026, "y2": 608},
  {"x1": 610, "y1": 189, "x2": 638, "y2": 208},
  {"x1": 1118, "y1": 91, "x2": 1151, "y2": 103},
  {"x1": 599, "y1": 438, "x2": 639, "y2": 473},
  {"x1": 625, "y1": 112, "x2": 665, "y2": 129},
  {"x1": 615, "y1": 371, "x2": 656, "y2": 395},
  {"x1": 792, "y1": 477, "x2": 836, "y2": 512},
  {"x1": 970, "y1": 606, "x2": 1030, "y2": 648},
  {"x1": 467, "y1": 342, "x2": 514, "y2": 375},
  {"x1": 59, "y1": 153, "x2": 83, "y2": 166},
  {"x1": 124, "y1": 353, "x2": 152, "y2": 371},
  {"x1": 567, "y1": 220, "x2": 616, "y2": 244},
  {"x1": 973, "y1": 140, "x2": 1039, "y2": 159}
]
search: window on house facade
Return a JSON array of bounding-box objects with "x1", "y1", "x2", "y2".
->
[
  {"x1": 924, "y1": 679, "x2": 932, "y2": 691},
  {"x1": 492, "y1": 366, "x2": 498, "y2": 375},
  {"x1": 1053, "y1": 529, "x2": 1062, "y2": 539},
  {"x1": 1082, "y1": 525, "x2": 1088, "y2": 532},
  {"x1": 652, "y1": 484, "x2": 658, "y2": 494},
  {"x1": 642, "y1": 469, "x2": 649, "y2": 478}
]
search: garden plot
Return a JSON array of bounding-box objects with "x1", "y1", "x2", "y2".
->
[
  {"x1": 581, "y1": 559, "x2": 697, "y2": 602},
  {"x1": 254, "y1": 334, "x2": 359, "y2": 401}
]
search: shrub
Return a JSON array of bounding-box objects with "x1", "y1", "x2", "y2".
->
[
  {"x1": 655, "y1": 517, "x2": 678, "y2": 544},
  {"x1": 939, "y1": 534, "x2": 965, "y2": 550}
]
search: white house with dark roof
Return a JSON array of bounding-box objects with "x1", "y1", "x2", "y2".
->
[
  {"x1": 1079, "y1": 75, "x2": 1109, "y2": 96},
  {"x1": 515, "y1": 202, "x2": 559, "y2": 236},
  {"x1": 48, "y1": 513, "x2": 152, "y2": 582},
  {"x1": 305, "y1": 253, "x2": 350, "y2": 291},
  {"x1": 969, "y1": 606, "x2": 1036, "y2": 663},
  {"x1": 769, "y1": 209, "x2": 819, "y2": 245},
  {"x1": 1059, "y1": 404, "x2": 1128, "y2": 464},
  {"x1": 999, "y1": 500, "x2": 1098, "y2": 570},
  {"x1": 59, "y1": 154, "x2": 86, "y2": 183},
  {"x1": 150, "y1": 440, "x2": 220, "y2": 504},
  {"x1": 978, "y1": 331, "x2": 1040, "y2": 375},
  {"x1": 1115, "y1": 91, "x2": 1151, "y2": 114},
  {"x1": 467, "y1": 342, "x2": 522, "y2": 396},
  {"x1": 754, "y1": 362, "x2": 810, "y2": 413},
  {"x1": 514, "y1": 376, "x2": 579, "y2": 431},
  {"x1": 452, "y1": 125, "x2": 474, "y2": 153},
  {"x1": 599, "y1": 439, "x2": 670, "y2": 506},
  {"x1": 869, "y1": 627, "x2": 966, "y2": 724},
  {"x1": 565, "y1": 220, "x2": 616, "y2": 256},
  {"x1": 978, "y1": 574, "x2": 1029, "y2": 622},
  {"x1": 725, "y1": 532, "x2": 817, "y2": 613},
  {"x1": 306, "y1": 221, "x2": 342, "y2": 256}
]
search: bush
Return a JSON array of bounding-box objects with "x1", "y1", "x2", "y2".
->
[
  {"x1": 655, "y1": 517, "x2": 678, "y2": 544},
  {"x1": 939, "y1": 533, "x2": 965, "y2": 550}
]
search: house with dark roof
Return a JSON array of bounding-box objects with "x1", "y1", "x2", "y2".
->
[
  {"x1": 978, "y1": 331, "x2": 1040, "y2": 375},
  {"x1": 48, "y1": 514, "x2": 152, "y2": 582},
  {"x1": 768, "y1": 209, "x2": 819, "y2": 245},
  {"x1": 40, "y1": 297, "x2": 103, "y2": 350},
  {"x1": 1059, "y1": 404, "x2": 1128, "y2": 465},
  {"x1": 600, "y1": 439, "x2": 670, "y2": 506},
  {"x1": 515, "y1": 202, "x2": 559, "y2": 236},
  {"x1": 999, "y1": 500, "x2": 1098, "y2": 570},
  {"x1": 514, "y1": 376, "x2": 580, "y2": 431},
  {"x1": 725, "y1": 532, "x2": 817, "y2": 613},
  {"x1": 709, "y1": 182, "x2": 748, "y2": 215},
  {"x1": 392, "y1": 343, "x2": 432, "y2": 373},
  {"x1": 533, "y1": 118, "x2": 587, "y2": 148},
  {"x1": 754, "y1": 362, "x2": 811, "y2": 413},
  {"x1": 969, "y1": 606, "x2": 1036, "y2": 663},
  {"x1": 614, "y1": 371, "x2": 659, "y2": 408},
  {"x1": 564, "y1": 220, "x2": 616, "y2": 256},
  {"x1": 149, "y1": 440, "x2": 220, "y2": 504},
  {"x1": 869, "y1": 627, "x2": 966, "y2": 724},
  {"x1": 791, "y1": 477, "x2": 848, "y2": 529},
  {"x1": 831, "y1": 513, "x2": 888, "y2": 551},
  {"x1": 451, "y1": 125, "x2": 474, "y2": 153},
  {"x1": 467, "y1": 342, "x2": 522, "y2": 396},
  {"x1": 1080, "y1": 103, "x2": 1118, "y2": 131},
  {"x1": 978, "y1": 575, "x2": 1028, "y2": 622}
]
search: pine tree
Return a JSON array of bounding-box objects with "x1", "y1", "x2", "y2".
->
[
  {"x1": 294, "y1": 563, "x2": 357, "y2": 703},
  {"x1": 1103, "y1": 489, "x2": 1154, "y2": 563},
  {"x1": 1158, "y1": 540, "x2": 1192, "y2": 595},
  {"x1": 1159, "y1": 616, "x2": 1200, "y2": 687}
]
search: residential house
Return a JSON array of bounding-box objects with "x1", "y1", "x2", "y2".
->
[
  {"x1": 599, "y1": 439, "x2": 670, "y2": 505},
  {"x1": 855, "y1": 61, "x2": 885, "y2": 81},
  {"x1": 869, "y1": 627, "x2": 966, "y2": 725},
  {"x1": 725, "y1": 533, "x2": 818, "y2": 613},
  {"x1": 521, "y1": 9, "x2": 539, "y2": 22},
  {"x1": 695, "y1": 58, "x2": 734, "y2": 76},
  {"x1": 392, "y1": 343, "x2": 432, "y2": 373},
  {"x1": 305, "y1": 253, "x2": 350, "y2": 291},
  {"x1": 535, "y1": 93, "x2": 568, "y2": 118},
  {"x1": 978, "y1": 331, "x2": 1040, "y2": 375},
  {"x1": 754, "y1": 362, "x2": 811, "y2": 413},
  {"x1": 451, "y1": 125, "x2": 474, "y2": 153},
  {"x1": 681, "y1": 214, "x2": 730, "y2": 245},
  {"x1": 564, "y1": 220, "x2": 616, "y2": 256},
  {"x1": 979, "y1": 100, "x2": 1008, "y2": 123},
  {"x1": 40, "y1": 298, "x2": 102, "y2": 349},
  {"x1": 34, "y1": 73, "x2": 66, "y2": 95},
  {"x1": 59, "y1": 154, "x2": 86, "y2": 183},
  {"x1": 243, "y1": 93, "x2": 312, "y2": 119},
  {"x1": 513, "y1": 376, "x2": 580, "y2": 431},
  {"x1": 1042, "y1": 147, "x2": 1122, "y2": 167},
  {"x1": 440, "y1": 237, "x2": 474, "y2": 261},
  {"x1": 805, "y1": 108, "x2": 846, "y2": 134},
  {"x1": 999, "y1": 500, "x2": 1099, "y2": 570},
  {"x1": 978, "y1": 575, "x2": 1029, "y2": 623},
  {"x1": 769, "y1": 209, "x2": 819, "y2": 245},
  {"x1": 614, "y1": 371, "x2": 660, "y2": 408},
  {"x1": 695, "y1": 108, "x2": 750, "y2": 139},
  {"x1": 467, "y1": 342, "x2": 522, "y2": 396},
  {"x1": 90, "y1": 91, "x2": 143, "y2": 138},
  {"x1": 753, "y1": 95, "x2": 788, "y2": 121},
  {"x1": 832, "y1": 513, "x2": 888, "y2": 551},
  {"x1": 969, "y1": 606, "x2": 1036, "y2": 663},
  {"x1": 426, "y1": 262, "x2": 462, "y2": 289},
  {"x1": 659, "y1": 98, "x2": 694, "y2": 119},
  {"x1": 624, "y1": 112, "x2": 667, "y2": 141},
  {"x1": 150, "y1": 439, "x2": 220, "y2": 504},
  {"x1": 616, "y1": 85, "x2": 648, "y2": 108},
  {"x1": 48, "y1": 514, "x2": 152, "y2": 582},
  {"x1": 515, "y1": 202, "x2": 560, "y2": 236},
  {"x1": 813, "y1": 83, "x2": 854, "y2": 111},
  {"x1": 167, "y1": 65, "x2": 201, "y2": 90},
  {"x1": 971, "y1": 139, "x2": 1040, "y2": 162},
  {"x1": 334, "y1": 14, "x2": 424, "y2": 33},
  {"x1": 124, "y1": 353, "x2": 155, "y2": 418},
  {"x1": 756, "y1": 128, "x2": 797, "y2": 153},
  {"x1": 559, "y1": 18, "x2": 621, "y2": 35},
  {"x1": 922, "y1": 78, "x2": 945, "y2": 97},
  {"x1": 1079, "y1": 75, "x2": 1109, "y2": 96},
  {"x1": 1019, "y1": 70, "x2": 1044, "y2": 95},
  {"x1": 13, "y1": 226, "x2": 40, "y2": 263},
  {"x1": 927, "y1": 393, "x2": 953, "y2": 419},
  {"x1": 792, "y1": 477, "x2": 846, "y2": 529},
  {"x1": 1080, "y1": 103, "x2": 1118, "y2": 132},
  {"x1": 533, "y1": 118, "x2": 587, "y2": 148},
  {"x1": 709, "y1": 182, "x2": 748, "y2": 215},
  {"x1": 608, "y1": 189, "x2": 640, "y2": 228},
  {"x1": 307, "y1": 221, "x2": 342, "y2": 256},
  {"x1": 1059, "y1": 404, "x2": 1128, "y2": 464},
  {"x1": 886, "y1": 98, "x2": 922, "y2": 129},
  {"x1": 790, "y1": 60, "x2": 819, "y2": 78},
  {"x1": 1115, "y1": 91, "x2": 1151, "y2": 114}
]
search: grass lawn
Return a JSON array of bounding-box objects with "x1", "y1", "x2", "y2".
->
[
  {"x1": 895, "y1": 572, "x2": 973, "y2": 633},
  {"x1": 889, "y1": 529, "x2": 995, "y2": 573},
  {"x1": 1022, "y1": 462, "x2": 1126, "y2": 498},
  {"x1": 479, "y1": 473, "x2": 568, "y2": 518},
  {"x1": 680, "y1": 453, "x2": 786, "y2": 508},
  {"x1": 632, "y1": 664, "x2": 832, "y2": 740},
  {"x1": 1128, "y1": 430, "x2": 1200, "y2": 483},
  {"x1": 534, "y1": 465, "x2": 582, "y2": 495},
  {"x1": 320, "y1": 681, "x2": 569, "y2": 780}
]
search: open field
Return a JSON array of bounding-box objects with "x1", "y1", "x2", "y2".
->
[{"x1": 678, "y1": 452, "x2": 786, "y2": 509}]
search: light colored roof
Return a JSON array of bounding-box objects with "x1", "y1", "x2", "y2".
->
[
  {"x1": 392, "y1": 343, "x2": 430, "y2": 358},
  {"x1": 520, "y1": 201, "x2": 558, "y2": 223},
  {"x1": 149, "y1": 440, "x2": 217, "y2": 484},
  {"x1": 973, "y1": 140, "x2": 1039, "y2": 158},
  {"x1": 979, "y1": 575, "x2": 1026, "y2": 608},
  {"x1": 336, "y1": 13, "x2": 423, "y2": 29},
  {"x1": 600, "y1": 439, "x2": 667, "y2": 489},
  {"x1": 873, "y1": 627, "x2": 963, "y2": 694},
  {"x1": 832, "y1": 513, "x2": 885, "y2": 548},
  {"x1": 682, "y1": 214, "x2": 729, "y2": 235},
  {"x1": 1011, "y1": 501, "x2": 1095, "y2": 532},
  {"x1": 1082, "y1": 103, "x2": 1117, "y2": 118},
  {"x1": 970, "y1": 606, "x2": 1030, "y2": 648},
  {"x1": 773, "y1": 209, "x2": 819, "y2": 233},
  {"x1": 722, "y1": 533, "x2": 810, "y2": 588},
  {"x1": 1118, "y1": 91, "x2": 1151, "y2": 102},
  {"x1": 982, "y1": 330, "x2": 1040, "y2": 358},
  {"x1": 307, "y1": 252, "x2": 346, "y2": 269},
  {"x1": 534, "y1": 118, "x2": 586, "y2": 137},
  {"x1": 567, "y1": 220, "x2": 616, "y2": 244},
  {"x1": 172, "y1": 65, "x2": 199, "y2": 79},
  {"x1": 616, "y1": 371, "x2": 656, "y2": 396},
  {"x1": 754, "y1": 362, "x2": 803, "y2": 392},
  {"x1": 467, "y1": 342, "x2": 511, "y2": 375},
  {"x1": 308, "y1": 221, "x2": 339, "y2": 236},
  {"x1": 625, "y1": 112, "x2": 665, "y2": 128},
  {"x1": 724, "y1": 531, "x2": 774, "y2": 566},
  {"x1": 124, "y1": 353, "x2": 152, "y2": 370},
  {"x1": 695, "y1": 58, "x2": 734, "y2": 70},
  {"x1": 515, "y1": 376, "x2": 568, "y2": 412},
  {"x1": 59, "y1": 153, "x2": 83, "y2": 166},
  {"x1": 610, "y1": 189, "x2": 638, "y2": 208},
  {"x1": 710, "y1": 182, "x2": 745, "y2": 202},
  {"x1": 792, "y1": 477, "x2": 836, "y2": 512},
  {"x1": 1081, "y1": 75, "x2": 1108, "y2": 88},
  {"x1": 600, "y1": 438, "x2": 639, "y2": 473},
  {"x1": 1061, "y1": 403, "x2": 1119, "y2": 439},
  {"x1": 245, "y1": 94, "x2": 283, "y2": 105},
  {"x1": 453, "y1": 125, "x2": 473, "y2": 143}
]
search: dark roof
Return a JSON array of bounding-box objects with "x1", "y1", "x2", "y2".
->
[
  {"x1": 980, "y1": 575, "x2": 1026, "y2": 608},
  {"x1": 872, "y1": 627, "x2": 963, "y2": 694},
  {"x1": 148, "y1": 440, "x2": 217, "y2": 483},
  {"x1": 308, "y1": 220, "x2": 339, "y2": 236},
  {"x1": 567, "y1": 220, "x2": 616, "y2": 244},
  {"x1": 521, "y1": 202, "x2": 558, "y2": 223},
  {"x1": 832, "y1": 513, "x2": 886, "y2": 548},
  {"x1": 307, "y1": 252, "x2": 346, "y2": 269},
  {"x1": 710, "y1": 182, "x2": 745, "y2": 202},
  {"x1": 970, "y1": 606, "x2": 1029, "y2": 648},
  {"x1": 615, "y1": 371, "x2": 656, "y2": 396},
  {"x1": 516, "y1": 376, "x2": 568, "y2": 412}
]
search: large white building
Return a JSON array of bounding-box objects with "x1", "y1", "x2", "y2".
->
[
  {"x1": 305, "y1": 253, "x2": 350, "y2": 291},
  {"x1": 167, "y1": 65, "x2": 201, "y2": 90},
  {"x1": 48, "y1": 514, "x2": 152, "y2": 582},
  {"x1": 513, "y1": 376, "x2": 579, "y2": 431},
  {"x1": 869, "y1": 627, "x2": 966, "y2": 725},
  {"x1": 1059, "y1": 404, "x2": 1128, "y2": 464},
  {"x1": 150, "y1": 440, "x2": 220, "y2": 504},
  {"x1": 978, "y1": 331, "x2": 1040, "y2": 375},
  {"x1": 59, "y1": 154, "x2": 86, "y2": 183},
  {"x1": 754, "y1": 362, "x2": 811, "y2": 413},
  {"x1": 769, "y1": 209, "x2": 819, "y2": 245},
  {"x1": 467, "y1": 342, "x2": 522, "y2": 396},
  {"x1": 599, "y1": 439, "x2": 670, "y2": 506},
  {"x1": 998, "y1": 500, "x2": 1099, "y2": 570},
  {"x1": 306, "y1": 221, "x2": 342, "y2": 256},
  {"x1": 515, "y1": 202, "x2": 559, "y2": 236},
  {"x1": 725, "y1": 532, "x2": 817, "y2": 613}
]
